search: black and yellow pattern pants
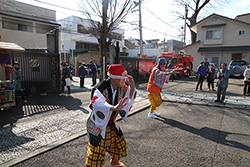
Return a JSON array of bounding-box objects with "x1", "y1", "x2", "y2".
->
[{"x1": 85, "y1": 121, "x2": 127, "y2": 167}]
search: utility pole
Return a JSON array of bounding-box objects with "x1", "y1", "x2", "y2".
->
[
  {"x1": 102, "y1": 0, "x2": 108, "y2": 80},
  {"x1": 183, "y1": 4, "x2": 188, "y2": 47},
  {"x1": 139, "y1": 0, "x2": 143, "y2": 56},
  {"x1": 163, "y1": 33, "x2": 166, "y2": 53}
]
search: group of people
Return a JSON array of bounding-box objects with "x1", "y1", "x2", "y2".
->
[
  {"x1": 196, "y1": 58, "x2": 216, "y2": 91},
  {"x1": 196, "y1": 58, "x2": 250, "y2": 103},
  {"x1": 83, "y1": 58, "x2": 250, "y2": 166},
  {"x1": 196, "y1": 58, "x2": 230, "y2": 103},
  {"x1": 85, "y1": 58, "x2": 177, "y2": 166},
  {"x1": 59, "y1": 60, "x2": 98, "y2": 96},
  {"x1": 13, "y1": 58, "x2": 249, "y2": 166}
]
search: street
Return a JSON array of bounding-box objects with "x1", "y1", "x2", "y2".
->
[
  {"x1": 138, "y1": 75, "x2": 245, "y2": 97},
  {"x1": 15, "y1": 102, "x2": 250, "y2": 167}
]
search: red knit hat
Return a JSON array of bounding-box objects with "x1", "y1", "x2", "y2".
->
[{"x1": 108, "y1": 64, "x2": 126, "y2": 76}]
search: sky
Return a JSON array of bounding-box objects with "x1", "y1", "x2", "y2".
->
[{"x1": 16, "y1": 0, "x2": 250, "y2": 45}]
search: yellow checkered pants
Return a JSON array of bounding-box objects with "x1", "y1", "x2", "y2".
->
[
  {"x1": 148, "y1": 92, "x2": 162, "y2": 113},
  {"x1": 85, "y1": 121, "x2": 127, "y2": 167}
]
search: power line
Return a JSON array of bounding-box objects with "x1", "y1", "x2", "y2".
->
[
  {"x1": 142, "y1": 17, "x2": 180, "y2": 37},
  {"x1": 142, "y1": 27, "x2": 179, "y2": 39},
  {"x1": 143, "y1": 7, "x2": 180, "y2": 31},
  {"x1": 33, "y1": 0, "x2": 82, "y2": 12}
]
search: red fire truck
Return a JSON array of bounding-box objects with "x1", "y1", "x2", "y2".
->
[{"x1": 157, "y1": 52, "x2": 194, "y2": 77}]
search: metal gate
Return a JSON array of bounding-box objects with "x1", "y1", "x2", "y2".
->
[{"x1": 11, "y1": 51, "x2": 60, "y2": 94}]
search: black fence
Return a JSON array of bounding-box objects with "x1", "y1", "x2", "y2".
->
[{"x1": 11, "y1": 51, "x2": 60, "y2": 94}]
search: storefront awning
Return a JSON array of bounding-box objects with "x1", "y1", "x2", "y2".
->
[{"x1": 0, "y1": 42, "x2": 25, "y2": 51}]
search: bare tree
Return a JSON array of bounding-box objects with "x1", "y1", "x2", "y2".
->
[
  {"x1": 174, "y1": 0, "x2": 228, "y2": 44},
  {"x1": 80, "y1": 0, "x2": 135, "y2": 80}
]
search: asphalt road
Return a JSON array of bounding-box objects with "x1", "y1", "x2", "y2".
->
[{"x1": 15, "y1": 102, "x2": 250, "y2": 167}]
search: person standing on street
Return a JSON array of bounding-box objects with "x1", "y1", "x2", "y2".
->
[
  {"x1": 204, "y1": 58, "x2": 210, "y2": 71},
  {"x1": 196, "y1": 62, "x2": 206, "y2": 91},
  {"x1": 243, "y1": 65, "x2": 250, "y2": 95},
  {"x1": 214, "y1": 63, "x2": 230, "y2": 103},
  {"x1": 60, "y1": 62, "x2": 71, "y2": 96},
  {"x1": 167, "y1": 60, "x2": 174, "y2": 82},
  {"x1": 147, "y1": 58, "x2": 178, "y2": 118},
  {"x1": 206, "y1": 64, "x2": 216, "y2": 91},
  {"x1": 89, "y1": 60, "x2": 97, "y2": 87},
  {"x1": 78, "y1": 62, "x2": 86, "y2": 88},
  {"x1": 85, "y1": 64, "x2": 136, "y2": 167},
  {"x1": 13, "y1": 61, "x2": 27, "y2": 105}
]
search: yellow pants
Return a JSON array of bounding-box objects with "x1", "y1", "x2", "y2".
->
[
  {"x1": 85, "y1": 121, "x2": 127, "y2": 167},
  {"x1": 147, "y1": 92, "x2": 162, "y2": 113}
]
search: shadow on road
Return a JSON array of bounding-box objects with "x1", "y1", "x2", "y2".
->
[
  {"x1": 156, "y1": 116, "x2": 250, "y2": 152},
  {"x1": 0, "y1": 126, "x2": 34, "y2": 161},
  {"x1": 0, "y1": 93, "x2": 89, "y2": 128}
]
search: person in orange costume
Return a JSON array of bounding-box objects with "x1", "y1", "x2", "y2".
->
[{"x1": 147, "y1": 58, "x2": 178, "y2": 118}]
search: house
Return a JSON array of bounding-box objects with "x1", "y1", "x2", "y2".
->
[
  {"x1": 181, "y1": 13, "x2": 250, "y2": 70},
  {"x1": 58, "y1": 15, "x2": 125, "y2": 72},
  {"x1": 0, "y1": 0, "x2": 60, "y2": 53},
  {"x1": 0, "y1": 0, "x2": 61, "y2": 93}
]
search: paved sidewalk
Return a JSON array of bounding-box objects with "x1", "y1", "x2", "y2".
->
[{"x1": 1, "y1": 77, "x2": 250, "y2": 166}]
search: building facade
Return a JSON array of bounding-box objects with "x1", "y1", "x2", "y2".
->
[
  {"x1": 0, "y1": 0, "x2": 60, "y2": 52},
  {"x1": 58, "y1": 16, "x2": 125, "y2": 73},
  {"x1": 181, "y1": 13, "x2": 250, "y2": 70}
]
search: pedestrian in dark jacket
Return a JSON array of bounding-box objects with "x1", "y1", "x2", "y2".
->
[
  {"x1": 78, "y1": 63, "x2": 86, "y2": 88},
  {"x1": 89, "y1": 60, "x2": 98, "y2": 86},
  {"x1": 206, "y1": 64, "x2": 215, "y2": 91},
  {"x1": 13, "y1": 62, "x2": 27, "y2": 105},
  {"x1": 60, "y1": 62, "x2": 71, "y2": 96},
  {"x1": 196, "y1": 61, "x2": 206, "y2": 91}
]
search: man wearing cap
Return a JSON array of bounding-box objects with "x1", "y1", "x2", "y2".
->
[
  {"x1": 85, "y1": 64, "x2": 136, "y2": 167},
  {"x1": 147, "y1": 58, "x2": 178, "y2": 118},
  {"x1": 79, "y1": 63, "x2": 86, "y2": 88}
]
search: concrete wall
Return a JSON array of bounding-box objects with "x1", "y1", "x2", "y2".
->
[{"x1": 77, "y1": 52, "x2": 101, "y2": 66}]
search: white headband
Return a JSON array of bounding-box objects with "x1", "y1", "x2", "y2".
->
[{"x1": 107, "y1": 71, "x2": 128, "y2": 80}]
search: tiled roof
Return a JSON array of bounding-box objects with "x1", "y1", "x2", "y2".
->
[{"x1": 0, "y1": 0, "x2": 57, "y2": 24}]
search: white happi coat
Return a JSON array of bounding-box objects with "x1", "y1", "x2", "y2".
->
[{"x1": 87, "y1": 79, "x2": 136, "y2": 139}]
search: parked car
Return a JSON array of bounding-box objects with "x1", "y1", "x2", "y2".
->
[{"x1": 228, "y1": 60, "x2": 248, "y2": 78}]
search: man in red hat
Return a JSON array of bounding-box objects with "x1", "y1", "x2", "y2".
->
[{"x1": 85, "y1": 64, "x2": 136, "y2": 167}]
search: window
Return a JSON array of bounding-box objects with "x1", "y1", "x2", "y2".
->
[
  {"x1": 239, "y1": 30, "x2": 246, "y2": 36},
  {"x1": 76, "y1": 42, "x2": 99, "y2": 50},
  {"x1": 178, "y1": 57, "x2": 182, "y2": 63},
  {"x1": 18, "y1": 24, "x2": 27, "y2": 31},
  {"x1": 172, "y1": 57, "x2": 177, "y2": 64},
  {"x1": 205, "y1": 28, "x2": 221, "y2": 39},
  {"x1": 2, "y1": 17, "x2": 33, "y2": 32}
]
